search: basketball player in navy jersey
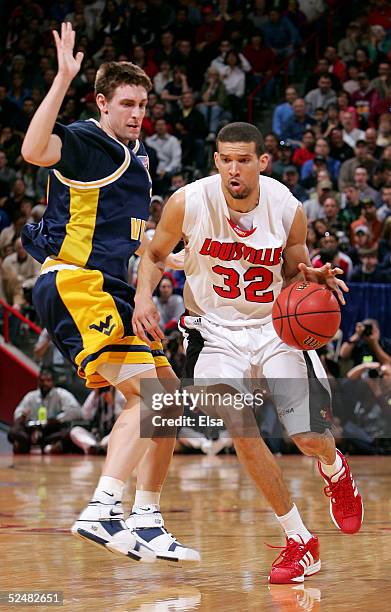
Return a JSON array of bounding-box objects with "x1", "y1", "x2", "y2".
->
[
  {"x1": 133, "y1": 122, "x2": 363, "y2": 583},
  {"x1": 21, "y1": 22, "x2": 199, "y2": 564}
]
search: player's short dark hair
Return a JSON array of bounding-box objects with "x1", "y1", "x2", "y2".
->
[
  {"x1": 216, "y1": 122, "x2": 264, "y2": 156},
  {"x1": 95, "y1": 62, "x2": 152, "y2": 100}
]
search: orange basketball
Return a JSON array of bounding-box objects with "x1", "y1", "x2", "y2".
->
[{"x1": 272, "y1": 281, "x2": 341, "y2": 351}]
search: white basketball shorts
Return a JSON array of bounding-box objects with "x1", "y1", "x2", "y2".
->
[{"x1": 180, "y1": 315, "x2": 331, "y2": 437}]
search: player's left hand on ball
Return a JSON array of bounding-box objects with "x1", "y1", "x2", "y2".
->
[
  {"x1": 298, "y1": 262, "x2": 348, "y2": 305},
  {"x1": 132, "y1": 298, "x2": 164, "y2": 344}
]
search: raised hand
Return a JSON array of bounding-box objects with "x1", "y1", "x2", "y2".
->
[
  {"x1": 298, "y1": 261, "x2": 349, "y2": 305},
  {"x1": 53, "y1": 22, "x2": 84, "y2": 82}
]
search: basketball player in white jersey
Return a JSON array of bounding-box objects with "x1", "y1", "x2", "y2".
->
[{"x1": 133, "y1": 123, "x2": 363, "y2": 584}]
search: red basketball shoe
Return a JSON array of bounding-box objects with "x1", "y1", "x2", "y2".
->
[
  {"x1": 268, "y1": 535, "x2": 320, "y2": 584},
  {"x1": 318, "y1": 449, "x2": 363, "y2": 534}
]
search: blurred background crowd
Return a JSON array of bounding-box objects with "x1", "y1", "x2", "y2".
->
[{"x1": 0, "y1": 0, "x2": 390, "y2": 456}]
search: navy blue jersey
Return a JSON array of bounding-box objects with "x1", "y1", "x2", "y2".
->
[{"x1": 22, "y1": 119, "x2": 151, "y2": 281}]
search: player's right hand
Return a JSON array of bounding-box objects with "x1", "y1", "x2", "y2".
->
[
  {"x1": 132, "y1": 297, "x2": 164, "y2": 344},
  {"x1": 53, "y1": 22, "x2": 84, "y2": 82}
]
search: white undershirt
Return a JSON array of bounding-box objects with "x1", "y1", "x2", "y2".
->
[{"x1": 228, "y1": 207, "x2": 257, "y2": 231}]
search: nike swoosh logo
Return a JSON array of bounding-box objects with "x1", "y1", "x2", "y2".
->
[
  {"x1": 103, "y1": 491, "x2": 114, "y2": 497},
  {"x1": 109, "y1": 509, "x2": 122, "y2": 517}
]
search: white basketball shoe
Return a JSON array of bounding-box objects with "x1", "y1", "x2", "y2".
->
[
  {"x1": 71, "y1": 491, "x2": 156, "y2": 563},
  {"x1": 126, "y1": 505, "x2": 201, "y2": 566}
]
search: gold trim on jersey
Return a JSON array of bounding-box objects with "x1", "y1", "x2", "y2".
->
[
  {"x1": 58, "y1": 187, "x2": 100, "y2": 266},
  {"x1": 53, "y1": 145, "x2": 131, "y2": 189}
]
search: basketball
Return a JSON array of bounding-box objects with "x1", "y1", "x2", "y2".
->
[{"x1": 272, "y1": 280, "x2": 341, "y2": 351}]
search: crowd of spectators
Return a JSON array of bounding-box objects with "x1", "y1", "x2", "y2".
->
[{"x1": 1, "y1": 0, "x2": 391, "y2": 454}]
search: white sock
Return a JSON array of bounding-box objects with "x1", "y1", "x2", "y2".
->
[
  {"x1": 321, "y1": 450, "x2": 344, "y2": 482},
  {"x1": 93, "y1": 476, "x2": 125, "y2": 502},
  {"x1": 133, "y1": 490, "x2": 161, "y2": 512},
  {"x1": 276, "y1": 504, "x2": 313, "y2": 544}
]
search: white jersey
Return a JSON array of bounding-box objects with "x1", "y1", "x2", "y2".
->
[{"x1": 182, "y1": 174, "x2": 299, "y2": 326}]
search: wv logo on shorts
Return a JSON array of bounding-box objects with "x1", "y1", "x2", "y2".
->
[{"x1": 89, "y1": 315, "x2": 116, "y2": 336}]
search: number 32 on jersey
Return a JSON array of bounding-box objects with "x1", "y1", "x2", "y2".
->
[{"x1": 212, "y1": 265, "x2": 274, "y2": 303}]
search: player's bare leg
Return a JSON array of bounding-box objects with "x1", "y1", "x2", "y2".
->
[
  {"x1": 205, "y1": 384, "x2": 320, "y2": 584},
  {"x1": 126, "y1": 366, "x2": 199, "y2": 564},
  {"x1": 292, "y1": 430, "x2": 363, "y2": 535},
  {"x1": 72, "y1": 367, "x2": 200, "y2": 564}
]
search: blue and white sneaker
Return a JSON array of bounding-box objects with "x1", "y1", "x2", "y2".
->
[
  {"x1": 71, "y1": 496, "x2": 156, "y2": 563},
  {"x1": 126, "y1": 505, "x2": 201, "y2": 566}
]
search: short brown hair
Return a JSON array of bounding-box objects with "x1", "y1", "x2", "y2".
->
[
  {"x1": 94, "y1": 62, "x2": 152, "y2": 99},
  {"x1": 217, "y1": 122, "x2": 264, "y2": 156}
]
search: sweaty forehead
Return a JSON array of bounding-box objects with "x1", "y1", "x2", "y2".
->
[{"x1": 217, "y1": 142, "x2": 257, "y2": 156}]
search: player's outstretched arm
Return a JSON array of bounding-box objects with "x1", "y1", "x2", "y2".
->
[
  {"x1": 133, "y1": 190, "x2": 185, "y2": 343},
  {"x1": 283, "y1": 204, "x2": 348, "y2": 305},
  {"x1": 21, "y1": 22, "x2": 83, "y2": 167}
]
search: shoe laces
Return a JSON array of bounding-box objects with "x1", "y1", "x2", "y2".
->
[
  {"x1": 324, "y1": 471, "x2": 357, "y2": 516},
  {"x1": 267, "y1": 537, "x2": 306, "y2": 568}
]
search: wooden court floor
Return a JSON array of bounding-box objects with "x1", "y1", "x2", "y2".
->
[{"x1": 0, "y1": 453, "x2": 390, "y2": 612}]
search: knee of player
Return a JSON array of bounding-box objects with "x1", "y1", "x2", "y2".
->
[{"x1": 291, "y1": 432, "x2": 324, "y2": 456}]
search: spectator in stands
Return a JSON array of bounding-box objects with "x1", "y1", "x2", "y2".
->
[
  {"x1": 174, "y1": 91, "x2": 207, "y2": 173},
  {"x1": 304, "y1": 75, "x2": 337, "y2": 116},
  {"x1": 347, "y1": 225, "x2": 373, "y2": 265},
  {"x1": 220, "y1": 50, "x2": 246, "y2": 120},
  {"x1": 311, "y1": 231, "x2": 353, "y2": 280},
  {"x1": 264, "y1": 132, "x2": 280, "y2": 163},
  {"x1": 146, "y1": 119, "x2": 182, "y2": 195},
  {"x1": 337, "y1": 361, "x2": 391, "y2": 455},
  {"x1": 365, "y1": 126, "x2": 384, "y2": 158},
  {"x1": 153, "y1": 275, "x2": 184, "y2": 334},
  {"x1": 210, "y1": 39, "x2": 251, "y2": 77},
  {"x1": 340, "y1": 319, "x2": 391, "y2": 367},
  {"x1": 280, "y1": 98, "x2": 316, "y2": 143},
  {"x1": 338, "y1": 22, "x2": 361, "y2": 63},
  {"x1": 161, "y1": 65, "x2": 190, "y2": 115},
  {"x1": 0, "y1": 151, "x2": 16, "y2": 195},
  {"x1": 1, "y1": 237, "x2": 40, "y2": 310},
  {"x1": 351, "y1": 199, "x2": 383, "y2": 247},
  {"x1": 340, "y1": 183, "x2": 363, "y2": 226},
  {"x1": 195, "y1": 5, "x2": 224, "y2": 53},
  {"x1": 271, "y1": 142, "x2": 295, "y2": 180},
  {"x1": 197, "y1": 66, "x2": 229, "y2": 142},
  {"x1": 329, "y1": 128, "x2": 355, "y2": 163},
  {"x1": 377, "y1": 186, "x2": 391, "y2": 222},
  {"x1": 303, "y1": 178, "x2": 334, "y2": 221},
  {"x1": 243, "y1": 32, "x2": 276, "y2": 102},
  {"x1": 341, "y1": 111, "x2": 365, "y2": 148},
  {"x1": 352, "y1": 73, "x2": 380, "y2": 121},
  {"x1": 370, "y1": 62, "x2": 391, "y2": 100},
  {"x1": 282, "y1": 166, "x2": 308, "y2": 203},
  {"x1": 272, "y1": 86, "x2": 298, "y2": 138},
  {"x1": 153, "y1": 60, "x2": 172, "y2": 97},
  {"x1": 0, "y1": 210, "x2": 26, "y2": 256},
  {"x1": 292, "y1": 128, "x2": 316, "y2": 167},
  {"x1": 324, "y1": 45, "x2": 346, "y2": 83},
  {"x1": 305, "y1": 57, "x2": 340, "y2": 94},
  {"x1": 322, "y1": 196, "x2": 346, "y2": 232},
  {"x1": 7, "y1": 368, "x2": 82, "y2": 454},
  {"x1": 262, "y1": 7, "x2": 299, "y2": 67},
  {"x1": 343, "y1": 63, "x2": 361, "y2": 96},
  {"x1": 350, "y1": 247, "x2": 391, "y2": 283},
  {"x1": 70, "y1": 386, "x2": 125, "y2": 455},
  {"x1": 353, "y1": 47, "x2": 373, "y2": 77},
  {"x1": 339, "y1": 140, "x2": 378, "y2": 189},
  {"x1": 301, "y1": 137, "x2": 340, "y2": 186},
  {"x1": 354, "y1": 166, "x2": 380, "y2": 204}
]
